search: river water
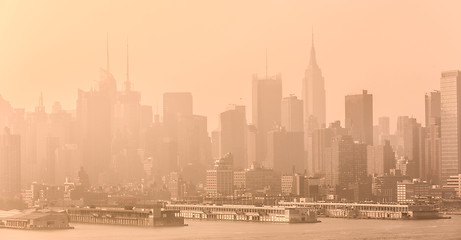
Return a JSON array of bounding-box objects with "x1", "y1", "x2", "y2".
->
[{"x1": 1, "y1": 216, "x2": 460, "y2": 240}]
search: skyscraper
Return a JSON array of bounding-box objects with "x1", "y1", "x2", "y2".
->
[
  {"x1": 0, "y1": 127, "x2": 21, "y2": 197},
  {"x1": 302, "y1": 31, "x2": 326, "y2": 129},
  {"x1": 281, "y1": 95, "x2": 304, "y2": 132},
  {"x1": 324, "y1": 135, "x2": 367, "y2": 187},
  {"x1": 219, "y1": 105, "x2": 247, "y2": 170},
  {"x1": 163, "y1": 92, "x2": 193, "y2": 139},
  {"x1": 441, "y1": 70, "x2": 461, "y2": 184},
  {"x1": 367, "y1": 140, "x2": 395, "y2": 176},
  {"x1": 311, "y1": 121, "x2": 348, "y2": 175},
  {"x1": 424, "y1": 90, "x2": 442, "y2": 184},
  {"x1": 265, "y1": 126, "x2": 304, "y2": 174},
  {"x1": 425, "y1": 90, "x2": 441, "y2": 128},
  {"x1": 76, "y1": 88, "x2": 113, "y2": 185},
  {"x1": 252, "y1": 73, "x2": 282, "y2": 164},
  {"x1": 395, "y1": 116, "x2": 423, "y2": 178},
  {"x1": 345, "y1": 90, "x2": 373, "y2": 145}
]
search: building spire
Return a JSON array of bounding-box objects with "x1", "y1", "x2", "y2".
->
[
  {"x1": 309, "y1": 27, "x2": 317, "y2": 67},
  {"x1": 265, "y1": 48, "x2": 268, "y2": 80},
  {"x1": 125, "y1": 36, "x2": 131, "y2": 91},
  {"x1": 39, "y1": 92, "x2": 43, "y2": 107},
  {"x1": 36, "y1": 92, "x2": 45, "y2": 113},
  {"x1": 106, "y1": 32, "x2": 110, "y2": 72}
]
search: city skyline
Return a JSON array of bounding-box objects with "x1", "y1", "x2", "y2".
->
[
  {"x1": 2, "y1": 1, "x2": 461, "y2": 239},
  {"x1": 1, "y1": 1, "x2": 460, "y2": 131}
]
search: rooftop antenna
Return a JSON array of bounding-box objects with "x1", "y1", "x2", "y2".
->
[
  {"x1": 106, "y1": 32, "x2": 110, "y2": 72},
  {"x1": 125, "y1": 36, "x2": 131, "y2": 91},
  {"x1": 265, "y1": 48, "x2": 268, "y2": 80}
]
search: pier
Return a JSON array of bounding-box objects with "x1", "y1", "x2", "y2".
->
[
  {"x1": 67, "y1": 207, "x2": 186, "y2": 227},
  {"x1": 277, "y1": 201, "x2": 446, "y2": 220},
  {"x1": 165, "y1": 204, "x2": 318, "y2": 223}
]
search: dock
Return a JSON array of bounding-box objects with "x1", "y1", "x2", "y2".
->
[
  {"x1": 278, "y1": 201, "x2": 448, "y2": 220},
  {"x1": 66, "y1": 207, "x2": 186, "y2": 227},
  {"x1": 165, "y1": 204, "x2": 319, "y2": 223}
]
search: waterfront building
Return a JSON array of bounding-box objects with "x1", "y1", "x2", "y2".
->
[
  {"x1": 443, "y1": 174, "x2": 461, "y2": 197},
  {"x1": 397, "y1": 179, "x2": 431, "y2": 204},
  {"x1": 373, "y1": 173, "x2": 411, "y2": 203},
  {"x1": 206, "y1": 153, "x2": 234, "y2": 197},
  {"x1": 67, "y1": 206, "x2": 185, "y2": 227},
  {"x1": 0, "y1": 210, "x2": 72, "y2": 230},
  {"x1": 278, "y1": 201, "x2": 444, "y2": 220},
  {"x1": 166, "y1": 204, "x2": 318, "y2": 223}
]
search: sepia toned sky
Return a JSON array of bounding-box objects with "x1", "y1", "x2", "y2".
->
[{"x1": 1, "y1": 0, "x2": 461, "y2": 131}]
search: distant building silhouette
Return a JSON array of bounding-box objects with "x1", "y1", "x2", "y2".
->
[
  {"x1": 265, "y1": 126, "x2": 304, "y2": 174},
  {"x1": 345, "y1": 90, "x2": 373, "y2": 145},
  {"x1": 252, "y1": 73, "x2": 282, "y2": 165},
  {"x1": 219, "y1": 105, "x2": 247, "y2": 170},
  {"x1": 0, "y1": 127, "x2": 21, "y2": 197},
  {"x1": 440, "y1": 70, "x2": 461, "y2": 184},
  {"x1": 281, "y1": 95, "x2": 303, "y2": 132},
  {"x1": 302, "y1": 31, "x2": 326, "y2": 130}
]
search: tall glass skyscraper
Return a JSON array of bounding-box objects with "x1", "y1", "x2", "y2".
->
[{"x1": 440, "y1": 70, "x2": 461, "y2": 184}]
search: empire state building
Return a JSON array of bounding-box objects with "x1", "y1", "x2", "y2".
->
[{"x1": 302, "y1": 32, "x2": 326, "y2": 131}]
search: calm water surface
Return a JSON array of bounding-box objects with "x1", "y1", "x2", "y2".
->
[{"x1": 1, "y1": 216, "x2": 460, "y2": 240}]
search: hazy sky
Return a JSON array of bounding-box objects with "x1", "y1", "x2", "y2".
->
[{"x1": 1, "y1": 0, "x2": 460, "y2": 131}]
